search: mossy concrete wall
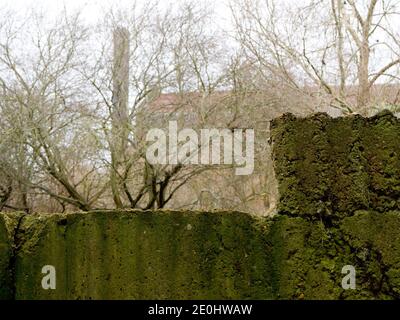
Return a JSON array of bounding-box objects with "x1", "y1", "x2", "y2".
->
[
  {"x1": 1, "y1": 211, "x2": 272, "y2": 300},
  {"x1": 270, "y1": 111, "x2": 400, "y2": 219},
  {"x1": 1, "y1": 209, "x2": 400, "y2": 299},
  {"x1": 270, "y1": 211, "x2": 400, "y2": 299},
  {"x1": 0, "y1": 214, "x2": 13, "y2": 299},
  {"x1": 1, "y1": 111, "x2": 400, "y2": 299}
]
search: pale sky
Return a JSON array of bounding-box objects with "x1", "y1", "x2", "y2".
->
[
  {"x1": 1, "y1": 0, "x2": 398, "y2": 86},
  {"x1": 0, "y1": 0, "x2": 232, "y2": 25}
]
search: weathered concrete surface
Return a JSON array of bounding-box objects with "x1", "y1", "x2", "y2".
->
[
  {"x1": 270, "y1": 211, "x2": 400, "y2": 299},
  {"x1": 0, "y1": 213, "x2": 19, "y2": 299},
  {"x1": 1, "y1": 209, "x2": 400, "y2": 299},
  {"x1": 10, "y1": 210, "x2": 272, "y2": 300},
  {"x1": 271, "y1": 111, "x2": 400, "y2": 218},
  {"x1": 340, "y1": 211, "x2": 400, "y2": 298}
]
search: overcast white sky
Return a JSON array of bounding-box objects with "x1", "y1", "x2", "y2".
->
[
  {"x1": 1, "y1": 0, "x2": 398, "y2": 86},
  {"x1": 0, "y1": 0, "x2": 231, "y2": 25}
]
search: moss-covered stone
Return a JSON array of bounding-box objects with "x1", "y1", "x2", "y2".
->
[
  {"x1": 340, "y1": 211, "x2": 400, "y2": 299},
  {"x1": 271, "y1": 111, "x2": 400, "y2": 218},
  {"x1": 1, "y1": 209, "x2": 400, "y2": 300},
  {"x1": 0, "y1": 213, "x2": 14, "y2": 299},
  {"x1": 13, "y1": 210, "x2": 272, "y2": 300},
  {"x1": 267, "y1": 213, "x2": 400, "y2": 300},
  {"x1": 268, "y1": 216, "x2": 349, "y2": 299}
]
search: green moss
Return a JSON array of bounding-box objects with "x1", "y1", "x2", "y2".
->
[
  {"x1": 1, "y1": 209, "x2": 400, "y2": 300},
  {"x1": 268, "y1": 216, "x2": 343, "y2": 299},
  {"x1": 271, "y1": 111, "x2": 400, "y2": 218},
  {"x1": 341, "y1": 211, "x2": 400, "y2": 298},
  {"x1": 266, "y1": 212, "x2": 400, "y2": 300},
  {"x1": 271, "y1": 113, "x2": 332, "y2": 216},
  {"x1": 0, "y1": 214, "x2": 13, "y2": 299},
  {"x1": 13, "y1": 210, "x2": 273, "y2": 300}
]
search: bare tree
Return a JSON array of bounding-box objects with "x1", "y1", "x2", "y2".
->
[
  {"x1": 79, "y1": 1, "x2": 230, "y2": 210},
  {"x1": 0, "y1": 9, "x2": 104, "y2": 212},
  {"x1": 231, "y1": 0, "x2": 400, "y2": 114}
]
